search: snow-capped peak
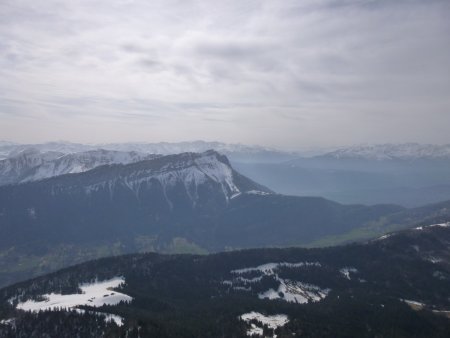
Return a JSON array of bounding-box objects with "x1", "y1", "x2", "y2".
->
[
  {"x1": 80, "y1": 150, "x2": 250, "y2": 202},
  {"x1": 322, "y1": 143, "x2": 450, "y2": 161},
  {"x1": 0, "y1": 148, "x2": 157, "y2": 186},
  {"x1": 35, "y1": 150, "x2": 270, "y2": 211}
]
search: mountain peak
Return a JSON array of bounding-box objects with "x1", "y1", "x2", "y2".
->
[{"x1": 19, "y1": 151, "x2": 270, "y2": 213}]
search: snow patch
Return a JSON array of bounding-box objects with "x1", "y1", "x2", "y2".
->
[
  {"x1": 15, "y1": 276, "x2": 131, "y2": 326},
  {"x1": 402, "y1": 299, "x2": 425, "y2": 306},
  {"x1": 426, "y1": 256, "x2": 442, "y2": 264},
  {"x1": 414, "y1": 222, "x2": 449, "y2": 231},
  {"x1": 240, "y1": 312, "x2": 289, "y2": 337},
  {"x1": 75, "y1": 308, "x2": 125, "y2": 326},
  {"x1": 340, "y1": 267, "x2": 358, "y2": 280},
  {"x1": 402, "y1": 299, "x2": 425, "y2": 309},
  {"x1": 232, "y1": 262, "x2": 321, "y2": 275},
  {"x1": 245, "y1": 190, "x2": 271, "y2": 196},
  {"x1": 230, "y1": 192, "x2": 242, "y2": 199},
  {"x1": 225, "y1": 262, "x2": 329, "y2": 304},
  {"x1": 432, "y1": 309, "x2": 450, "y2": 318},
  {"x1": 0, "y1": 318, "x2": 15, "y2": 326},
  {"x1": 259, "y1": 280, "x2": 329, "y2": 304},
  {"x1": 429, "y1": 222, "x2": 450, "y2": 228}
]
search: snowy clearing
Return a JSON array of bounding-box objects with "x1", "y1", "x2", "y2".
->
[
  {"x1": 258, "y1": 280, "x2": 330, "y2": 304},
  {"x1": 75, "y1": 308, "x2": 125, "y2": 326},
  {"x1": 225, "y1": 262, "x2": 329, "y2": 304},
  {"x1": 14, "y1": 277, "x2": 131, "y2": 326},
  {"x1": 240, "y1": 312, "x2": 289, "y2": 337}
]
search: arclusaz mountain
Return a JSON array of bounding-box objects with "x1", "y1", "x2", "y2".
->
[
  {"x1": 0, "y1": 149, "x2": 427, "y2": 288},
  {"x1": 0, "y1": 223, "x2": 449, "y2": 337},
  {"x1": 2, "y1": 149, "x2": 450, "y2": 289}
]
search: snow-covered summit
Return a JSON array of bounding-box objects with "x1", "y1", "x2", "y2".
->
[
  {"x1": 22, "y1": 149, "x2": 159, "y2": 183},
  {"x1": 76, "y1": 150, "x2": 270, "y2": 203},
  {"x1": 0, "y1": 148, "x2": 64, "y2": 185},
  {"x1": 0, "y1": 148, "x2": 157, "y2": 186},
  {"x1": 0, "y1": 147, "x2": 271, "y2": 209},
  {"x1": 321, "y1": 143, "x2": 450, "y2": 161}
]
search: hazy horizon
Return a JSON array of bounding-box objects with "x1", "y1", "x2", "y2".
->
[
  {"x1": 2, "y1": 138, "x2": 450, "y2": 154},
  {"x1": 1, "y1": 0, "x2": 449, "y2": 149}
]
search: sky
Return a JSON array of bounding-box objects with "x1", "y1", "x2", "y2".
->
[{"x1": 1, "y1": 0, "x2": 449, "y2": 150}]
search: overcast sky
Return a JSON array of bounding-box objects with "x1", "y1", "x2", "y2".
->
[{"x1": 1, "y1": 0, "x2": 449, "y2": 150}]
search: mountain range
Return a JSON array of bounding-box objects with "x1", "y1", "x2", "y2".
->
[
  {"x1": 1, "y1": 149, "x2": 450, "y2": 289},
  {"x1": 320, "y1": 143, "x2": 450, "y2": 161},
  {"x1": 234, "y1": 144, "x2": 450, "y2": 207},
  {"x1": 2, "y1": 141, "x2": 450, "y2": 207},
  {"x1": 0, "y1": 141, "x2": 295, "y2": 163},
  {"x1": 3, "y1": 141, "x2": 450, "y2": 160}
]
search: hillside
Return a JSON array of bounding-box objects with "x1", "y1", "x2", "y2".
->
[{"x1": 0, "y1": 224, "x2": 449, "y2": 337}]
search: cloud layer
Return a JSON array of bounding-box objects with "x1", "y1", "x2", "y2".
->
[{"x1": 1, "y1": 0, "x2": 449, "y2": 149}]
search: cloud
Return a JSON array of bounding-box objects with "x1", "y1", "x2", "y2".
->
[{"x1": 0, "y1": 0, "x2": 449, "y2": 148}]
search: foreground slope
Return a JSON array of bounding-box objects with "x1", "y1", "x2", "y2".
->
[
  {"x1": 0, "y1": 151, "x2": 406, "y2": 287},
  {"x1": 0, "y1": 224, "x2": 449, "y2": 337}
]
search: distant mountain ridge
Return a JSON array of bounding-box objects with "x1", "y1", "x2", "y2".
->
[
  {"x1": 3, "y1": 141, "x2": 450, "y2": 162},
  {"x1": 2, "y1": 141, "x2": 450, "y2": 208},
  {"x1": 0, "y1": 140, "x2": 296, "y2": 163},
  {"x1": 319, "y1": 143, "x2": 450, "y2": 161},
  {"x1": 234, "y1": 143, "x2": 450, "y2": 208},
  {"x1": 0, "y1": 148, "x2": 158, "y2": 186}
]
